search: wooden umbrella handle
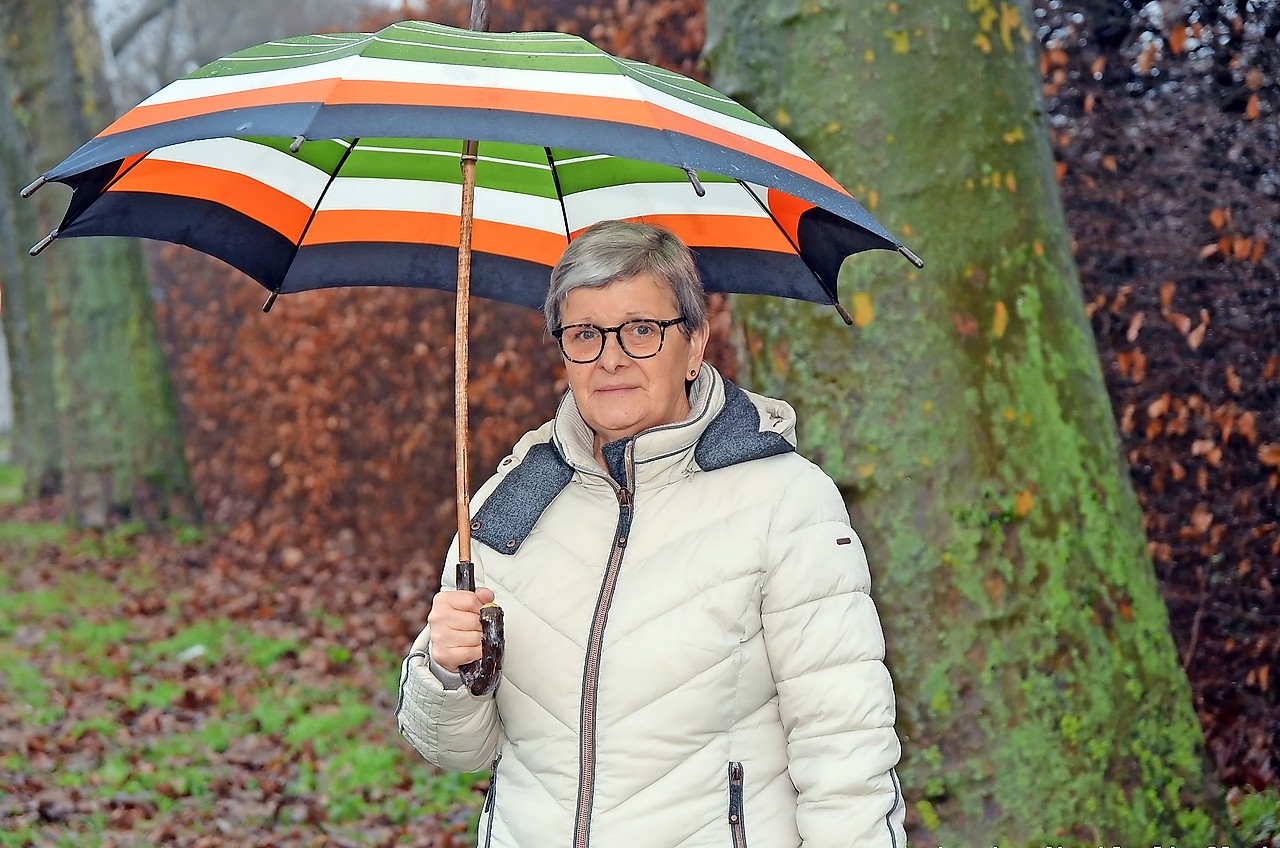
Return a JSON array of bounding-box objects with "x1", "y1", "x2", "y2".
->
[{"x1": 456, "y1": 560, "x2": 504, "y2": 696}]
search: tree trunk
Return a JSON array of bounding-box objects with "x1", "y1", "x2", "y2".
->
[
  {"x1": 0, "y1": 48, "x2": 63, "y2": 496},
  {"x1": 704, "y1": 0, "x2": 1230, "y2": 842},
  {"x1": 1, "y1": 0, "x2": 196, "y2": 525}
]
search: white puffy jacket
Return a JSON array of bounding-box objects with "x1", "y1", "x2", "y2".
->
[{"x1": 397, "y1": 367, "x2": 905, "y2": 848}]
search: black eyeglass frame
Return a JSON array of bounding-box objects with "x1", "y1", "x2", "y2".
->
[{"x1": 551, "y1": 316, "x2": 687, "y2": 364}]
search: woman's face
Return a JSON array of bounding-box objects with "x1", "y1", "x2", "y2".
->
[{"x1": 559, "y1": 273, "x2": 708, "y2": 453}]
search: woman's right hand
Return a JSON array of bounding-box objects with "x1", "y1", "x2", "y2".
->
[{"x1": 427, "y1": 587, "x2": 497, "y2": 673}]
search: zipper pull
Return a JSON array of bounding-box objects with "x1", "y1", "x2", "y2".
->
[
  {"x1": 484, "y1": 755, "x2": 501, "y2": 812},
  {"x1": 617, "y1": 487, "x2": 631, "y2": 510}
]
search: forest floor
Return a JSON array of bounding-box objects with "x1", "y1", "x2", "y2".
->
[{"x1": 0, "y1": 497, "x2": 482, "y2": 848}]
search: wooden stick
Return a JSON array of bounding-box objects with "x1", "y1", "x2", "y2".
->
[
  {"x1": 469, "y1": 0, "x2": 490, "y2": 32},
  {"x1": 455, "y1": 138, "x2": 480, "y2": 564}
]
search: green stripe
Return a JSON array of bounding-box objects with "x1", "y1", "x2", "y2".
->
[
  {"x1": 361, "y1": 39, "x2": 621, "y2": 74},
  {"x1": 552, "y1": 153, "x2": 733, "y2": 192},
  {"x1": 335, "y1": 139, "x2": 558, "y2": 200},
  {"x1": 239, "y1": 136, "x2": 350, "y2": 171},
  {"x1": 382, "y1": 21, "x2": 599, "y2": 56},
  {"x1": 188, "y1": 35, "x2": 370, "y2": 78}
]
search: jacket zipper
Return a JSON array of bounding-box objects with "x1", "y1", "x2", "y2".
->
[
  {"x1": 728, "y1": 761, "x2": 747, "y2": 848},
  {"x1": 482, "y1": 753, "x2": 502, "y2": 848},
  {"x1": 573, "y1": 444, "x2": 634, "y2": 848}
]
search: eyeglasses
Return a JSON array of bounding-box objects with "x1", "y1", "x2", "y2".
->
[{"x1": 552, "y1": 317, "x2": 686, "y2": 364}]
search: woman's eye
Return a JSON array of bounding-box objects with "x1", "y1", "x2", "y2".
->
[
  {"x1": 630, "y1": 323, "x2": 655, "y2": 337},
  {"x1": 572, "y1": 328, "x2": 598, "y2": 342}
]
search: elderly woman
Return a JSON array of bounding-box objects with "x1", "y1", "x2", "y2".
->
[{"x1": 396, "y1": 220, "x2": 905, "y2": 848}]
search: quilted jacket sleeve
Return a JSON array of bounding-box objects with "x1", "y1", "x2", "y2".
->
[
  {"x1": 394, "y1": 534, "x2": 502, "y2": 773},
  {"x1": 762, "y1": 462, "x2": 906, "y2": 848}
]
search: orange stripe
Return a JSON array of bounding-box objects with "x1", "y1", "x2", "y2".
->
[
  {"x1": 112, "y1": 159, "x2": 313, "y2": 239},
  {"x1": 100, "y1": 76, "x2": 848, "y2": 197},
  {"x1": 764, "y1": 189, "x2": 815, "y2": 246},
  {"x1": 574, "y1": 214, "x2": 796, "y2": 254},
  {"x1": 110, "y1": 152, "x2": 148, "y2": 183},
  {"x1": 100, "y1": 79, "x2": 338, "y2": 136},
  {"x1": 306, "y1": 209, "x2": 566, "y2": 266}
]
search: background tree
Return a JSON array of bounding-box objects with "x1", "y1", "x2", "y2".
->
[
  {"x1": 0, "y1": 46, "x2": 62, "y2": 497},
  {"x1": 704, "y1": 0, "x2": 1231, "y2": 842},
  {"x1": 0, "y1": 0, "x2": 194, "y2": 525}
]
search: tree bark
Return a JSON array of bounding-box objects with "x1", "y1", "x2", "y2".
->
[
  {"x1": 704, "y1": 0, "x2": 1230, "y2": 842},
  {"x1": 0, "y1": 19, "x2": 63, "y2": 496},
  {"x1": 1, "y1": 0, "x2": 196, "y2": 525}
]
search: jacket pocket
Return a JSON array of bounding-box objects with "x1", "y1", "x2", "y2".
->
[
  {"x1": 727, "y1": 761, "x2": 748, "y2": 848},
  {"x1": 482, "y1": 754, "x2": 502, "y2": 848}
]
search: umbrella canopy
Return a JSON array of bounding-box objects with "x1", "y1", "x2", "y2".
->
[{"x1": 32, "y1": 20, "x2": 918, "y2": 311}]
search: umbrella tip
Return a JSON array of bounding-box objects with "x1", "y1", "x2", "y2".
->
[
  {"x1": 898, "y1": 245, "x2": 924, "y2": 269},
  {"x1": 20, "y1": 176, "x2": 47, "y2": 198},
  {"x1": 290, "y1": 135, "x2": 306, "y2": 153},
  {"x1": 834, "y1": 302, "x2": 855, "y2": 326},
  {"x1": 262, "y1": 290, "x2": 279, "y2": 313},
  {"x1": 682, "y1": 168, "x2": 706, "y2": 198},
  {"x1": 29, "y1": 228, "x2": 59, "y2": 256}
]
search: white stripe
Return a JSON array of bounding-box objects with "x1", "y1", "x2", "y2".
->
[
  {"x1": 562, "y1": 182, "x2": 768, "y2": 231},
  {"x1": 372, "y1": 34, "x2": 612, "y2": 59},
  {"x1": 320, "y1": 177, "x2": 565, "y2": 233},
  {"x1": 145, "y1": 138, "x2": 329, "y2": 204},
  {"x1": 139, "y1": 56, "x2": 807, "y2": 161},
  {"x1": 553, "y1": 153, "x2": 612, "y2": 166},
  {"x1": 392, "y1": 21, "x2": 582, "y2": 44}
]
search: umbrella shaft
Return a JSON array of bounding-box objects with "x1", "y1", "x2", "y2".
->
[{"x1": 455, "y1": 139, "x2": 480, "y2": 562}]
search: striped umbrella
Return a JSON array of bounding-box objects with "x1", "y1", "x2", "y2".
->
[{"x1": 29, "y1": 19, "x2": 920, "y2": 314}]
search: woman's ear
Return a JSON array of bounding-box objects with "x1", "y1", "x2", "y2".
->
[{"x1": 686, "y1": 322, "x2": 710, "y2": 377}]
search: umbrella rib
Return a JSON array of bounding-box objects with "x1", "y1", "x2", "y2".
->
[
  {"x1": 737, "y1": 179, "x2": 839, "y2": 304},
  {"x1": 542, "y1": 147, "x2": 573, "y2": 249},
  {"x1": 267, "y1": 137, "x2": 361, "y2": 308}
]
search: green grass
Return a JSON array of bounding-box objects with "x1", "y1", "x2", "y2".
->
[
  {"x1": 0, "y1": 462, "x2": 24, "y2": 506},
  {"x1": 0, "y1": 519, "x2": 71, "y2": 548},
  {"x1": 1232, "y1": 786, "x2": 1280, "y2": 844}
]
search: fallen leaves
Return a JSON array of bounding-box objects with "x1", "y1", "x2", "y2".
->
[{"x1": 1202, "y1": 208, "x2": 1268, "y2": 263}]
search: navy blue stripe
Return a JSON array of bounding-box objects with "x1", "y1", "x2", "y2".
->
[
  {"x1": 284, "y1": 243, "x2": 554, "y2": 308},
  {"x1": 59, "y1": 192, "x2": 293, "y2": 291},
  {"x1": 45, "y1": 104, "x2": 324, "y2": 182}
]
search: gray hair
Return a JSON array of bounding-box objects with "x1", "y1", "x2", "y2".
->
[{"x1": 544, "y1": 221, "x2": 707, "y2": 336}]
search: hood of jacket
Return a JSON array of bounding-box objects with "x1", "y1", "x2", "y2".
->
[{"x1": 471, "y1": 365, "x2": 797, "y2": 556}]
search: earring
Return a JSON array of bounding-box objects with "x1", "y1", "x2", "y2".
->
[{"x1": 688, "y1": 369, "x2": 698, "y2": 379}]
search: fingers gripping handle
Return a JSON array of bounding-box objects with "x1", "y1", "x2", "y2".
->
[{"x1": 456, "y1": 561, "x2": 504, "y2": 696}]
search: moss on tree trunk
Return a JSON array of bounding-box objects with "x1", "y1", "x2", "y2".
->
[
  {"x1": 705, "y1": 0, "x2": 1229, "y2": 842},
  {"x1": 2, "y1": 0, "x2": 195, "y2": 525}
]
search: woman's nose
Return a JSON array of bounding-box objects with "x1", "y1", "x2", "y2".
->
[{"x1": 597, "y1": 331, "x2": 629, "y2": 369}]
